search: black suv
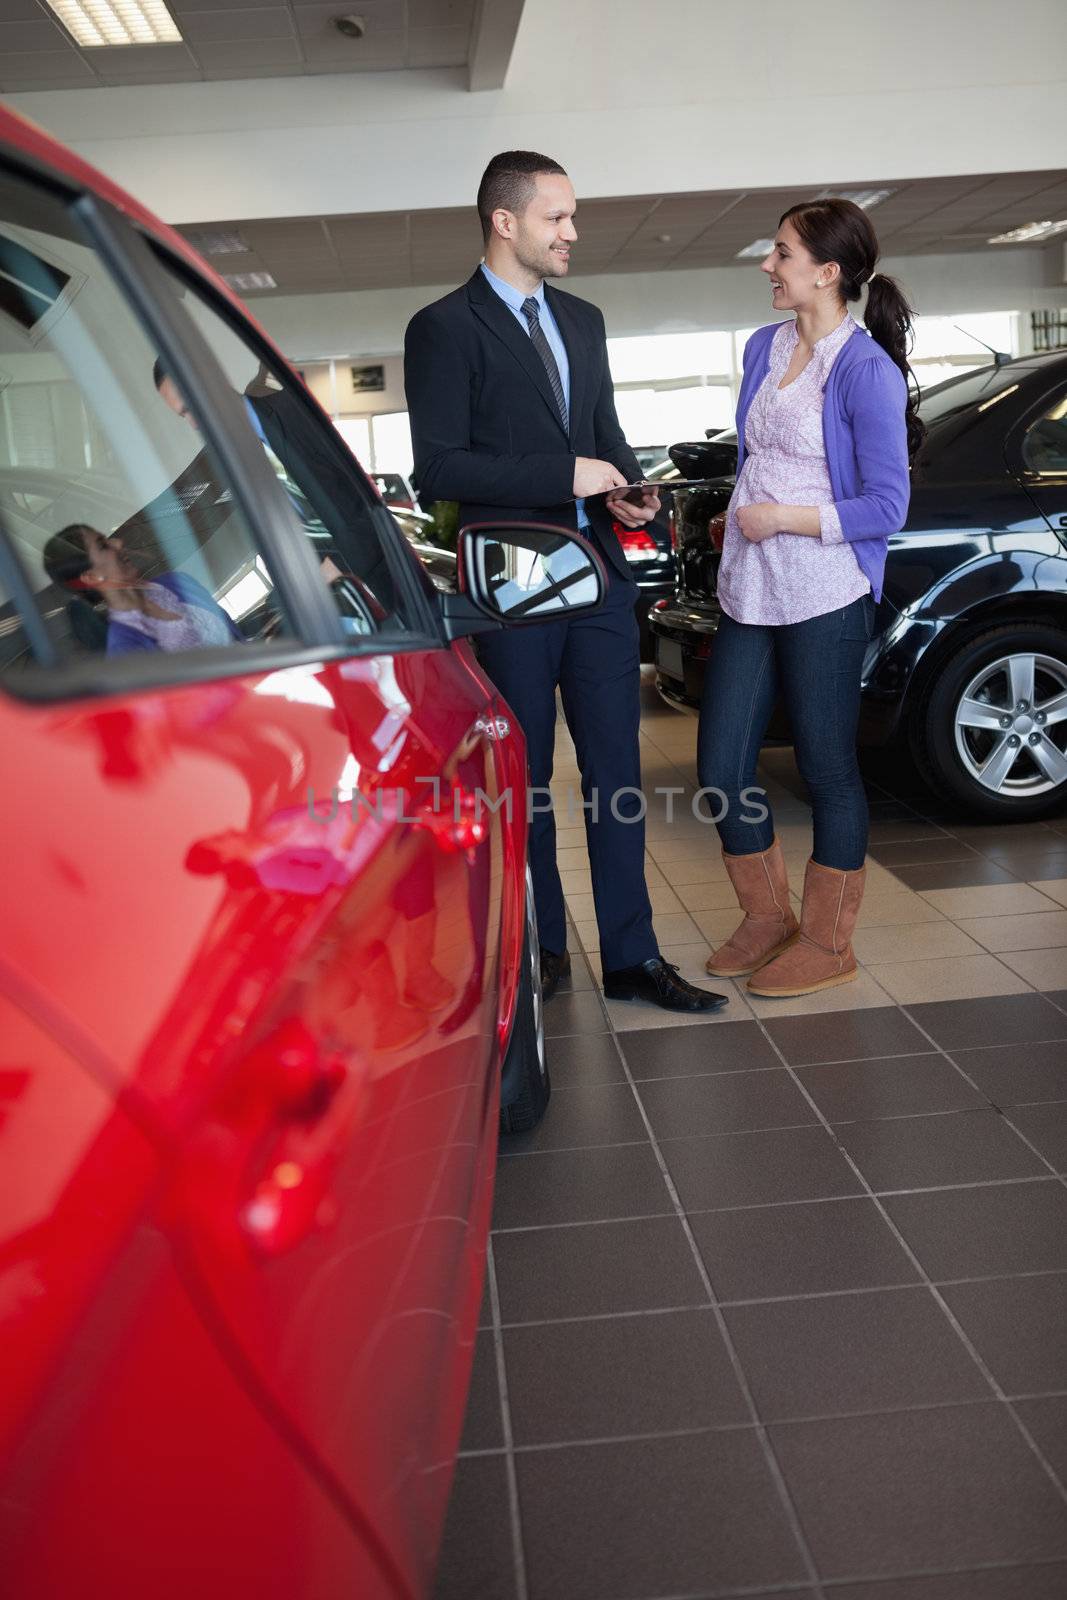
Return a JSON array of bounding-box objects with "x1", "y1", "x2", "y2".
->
[{"x1": 649, "y1": 350, "x2": 1067, "y2": 821}]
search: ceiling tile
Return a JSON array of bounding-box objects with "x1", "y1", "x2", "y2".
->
[
  {"x1": 0, "y1": 18, "x2": 70, "y2": 50},
  {"x1": 406, "y1": 23, "x2": 470, "y2": 65},
  {"x1": 0, "y1": 50, "x2": 96, "y2": 84},
  {"x1": 194, "y1": 34, "x2": 301, "y2": 64},
  {"x1": 84, "y1": 42, "x2": 199, "y2": 73},
  {"x1": 178, "y1": 7, "x2": 295, "y2": 42}
]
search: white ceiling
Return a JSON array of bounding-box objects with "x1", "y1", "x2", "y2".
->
[
  {"x1": 176, "y1": 170, "x2": 1067, "y2": 296},
  {"x1": 0, "y1": 0, "x2": 482, "y2": 89}
]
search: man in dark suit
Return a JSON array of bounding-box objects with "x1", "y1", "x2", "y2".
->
[{"x1": 404, "y1": 150, "x2": 725, "y2": 1012}]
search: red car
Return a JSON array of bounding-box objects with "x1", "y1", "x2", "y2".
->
[{"x1": 0, "y1": 108, "x2": 604, "y2": 1597}]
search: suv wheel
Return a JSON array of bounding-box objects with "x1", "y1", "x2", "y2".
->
[
  {"x1": 499, "y1": 866, "x2": 550, "y2": 1135},
  {"x1": 914, "y1": 623, "x2": 1067, "y2": 820}
]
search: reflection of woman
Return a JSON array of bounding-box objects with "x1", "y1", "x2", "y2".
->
[
  {"x1": 699, "y1": 198, "x2": 920, "y2": 1000},
  {"x1": 43, "y1": 524, "x2": 241, "y2": 655}
]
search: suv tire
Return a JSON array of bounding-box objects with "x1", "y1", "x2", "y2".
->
[{"x1": 913, "y1": 623, "x2": 1067, "y2": 820}]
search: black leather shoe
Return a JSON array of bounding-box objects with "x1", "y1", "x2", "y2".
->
[
  {"x1": 539, "y1": 948, "x2": 571, "y2": 1001},
  {"x1": 602, "y1": 957, "x2": 728, "y2": 1012}
]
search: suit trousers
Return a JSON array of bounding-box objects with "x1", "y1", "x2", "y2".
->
[{"x1": 476, "y1": 572, "x2": 658, "y2": 973}]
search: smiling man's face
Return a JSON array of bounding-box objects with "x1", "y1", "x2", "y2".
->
[{"x1": 508, "y1": 171, "x2": 578, "y2": 281}]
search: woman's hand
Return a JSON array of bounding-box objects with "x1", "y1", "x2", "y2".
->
[{"x1": 736, "y1": 503, "x2": 781, "y2": 542}]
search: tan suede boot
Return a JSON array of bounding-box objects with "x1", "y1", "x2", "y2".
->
[
  {"x1": 747, "y1": 857, "x2": 865, "y2": 997},
  {"x1": 705, "y1": 837, "x2": 800, "y2": 978}
]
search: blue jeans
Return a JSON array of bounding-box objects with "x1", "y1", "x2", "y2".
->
[{"x1": 696, "y1": 596, "x2": 875, "y2": 871}]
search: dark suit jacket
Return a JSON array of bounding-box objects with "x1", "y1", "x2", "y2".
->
[{"x1": 403, "y1": 268, "x2": 640, "y2": 583}]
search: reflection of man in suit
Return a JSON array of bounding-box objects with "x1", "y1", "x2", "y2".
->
[{"x1": 404, "y1": 151, "x2": 724, "y2": 1011}]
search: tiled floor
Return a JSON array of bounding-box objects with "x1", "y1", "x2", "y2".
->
[{"x1": 434, "y1": 676, "x2": 1067, "y2": 1600}]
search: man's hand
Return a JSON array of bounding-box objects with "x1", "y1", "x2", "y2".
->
[
  {"x1": 737, "y1": 502, "x2": 781, "y2": 542},
  {"x1": 573, "y1": 457, "x2": 628, "y2": 498},
  {"x1": 605, "y1": 486, "x2": 661, "y2": 528}
]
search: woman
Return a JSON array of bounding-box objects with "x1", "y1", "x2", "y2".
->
[
  {"x1": 43, "y1": 524, "x2": 242, "y2": 655},
  {"x1": 698, "y1": 198, "x2": 921, "y2": 998}
]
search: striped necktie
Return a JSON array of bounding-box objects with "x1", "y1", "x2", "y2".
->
[{"x1": 521, "y1": 296, "x2": 569, "y2": 431}]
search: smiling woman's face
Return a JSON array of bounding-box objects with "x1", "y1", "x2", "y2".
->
[
  {"x1": 760, "y1": 218, "x2": 833, "y2": 311},
  {"x1": 83, "y1": 529, "x2": 133, "y2": 588}
]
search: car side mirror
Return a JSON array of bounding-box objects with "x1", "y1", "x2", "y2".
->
[
  {"x1": 669, "y1": 438, "x2": 738, "y2": 479},
  {"x1": 439, "y1": 522, "x2": 606, "y2": 640}
]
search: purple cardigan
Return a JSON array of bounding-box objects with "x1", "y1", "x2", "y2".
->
[{"x1": 736, "y1": 321, "x2": 910, "y2": 602}]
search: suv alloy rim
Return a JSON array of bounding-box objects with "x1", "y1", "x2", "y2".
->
[{"x1": 954, "y1": 652, "x2": 1067, "y2": 796}]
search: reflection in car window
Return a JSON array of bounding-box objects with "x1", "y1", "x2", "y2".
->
[
  {"x1": 919, "y1": 365, "x2": 1031, "y2": 427},
  {"x1": 1022, "y1": 394, "x2": 1067, "y2": 475},
  {"x1": 0, "y1": 171, "x2": 293, "y2": 675},
  {"x1": 155, "y1": 261, "x2": 412, "y2": 640}
]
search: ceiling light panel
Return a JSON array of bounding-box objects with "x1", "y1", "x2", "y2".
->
[
  {"x1": 223, "y1": 271, "x2": 277, "y2": 291},
  {"x1": 47, "y1": 0, "x2": 182, "y2": 47},
  {"x1": 987, "y1": 218, "x2": 1067, "y2": 244},
  {"x1": 736, "y1": 239, "x2": 774, "y2": 259},
  {"x1": 815, "y1": 188, "x2": 895, "y2": 210},
  {"x1": 185, "y1": 231, "x2": 250, "y2": 256}
]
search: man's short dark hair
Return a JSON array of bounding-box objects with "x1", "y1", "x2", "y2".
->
[{"x1": 476, "y1": 151, "x2": 568, "y2": 245}]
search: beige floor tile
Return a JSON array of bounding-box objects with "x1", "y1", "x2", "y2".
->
[
  {"x1": 659, "y1": 861, "x2": 732, "y2": 886},
  {"x1": 555, "y1": 845, "x2": 592, "y2": 869},
  {"x1": 692, "y1": 909, "x2": 746, "y2": 944},
  {"x1": 852, "y1": 921, "x2": 986, "y2": 964},
  {"x1": 917, "y1": 883, "x2": 1064, "y2": 919},
  {"x1": 650, "y1": 910, "x2": 705, "y2": 945},
  {"x1": 997, "y1": 946, "x2": 1067, "y2": 990},
  {"x1": 647, "y1": 838, "x2": 722, "y2": 864},
  {"x1": 856, "y1": 894, "x2": 947, "y2": 928},
  {"x1": 744, "y1": 968, "x2": 896, "y2": 1018},
  {"x1": 864, "y1": 954, "x2": 1030, "y2": 1004},
  {"x1": 572, "y1": 918, "x2": 600, "y2": 954},
  {"x1": 559, "y1": 868, "x2": 593, "y2": 893},
  {"x1": 955, "y1": 910, "x2": 1067, "y2": 953},
  {"x1": 1035, "y1": 878, "x2": 1067, "y2": 908},
  {"x1": 680, "y1": 882, "x2": 745, "y2": 913},
  {"x1": 553, "y1": 828, "x2": 588, "y2": 850}
]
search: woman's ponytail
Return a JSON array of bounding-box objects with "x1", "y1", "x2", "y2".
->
[{"x1": 865, "y1": 273, "x2": 925, "y2": 459}]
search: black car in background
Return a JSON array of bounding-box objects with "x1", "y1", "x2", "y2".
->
[{"x1": 649, "y1": 351, "x2": 1067, "y2": 821}]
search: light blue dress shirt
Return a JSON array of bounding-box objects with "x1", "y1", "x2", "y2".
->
[{"x1": 479, "y1": 261, "x2": 588, "y2": 529}]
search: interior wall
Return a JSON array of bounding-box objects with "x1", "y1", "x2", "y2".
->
[{"x1": 5, "y1": 0, "x2": 1064, "y2": 223}]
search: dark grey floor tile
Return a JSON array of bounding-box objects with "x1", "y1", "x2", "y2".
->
[
  {"x1": 834, "y1": 1109, "x2": 1049, "y2": 1192},
  {"x1": 769, "y1": 1403, "x2": 1067, "y2": 1578},
  {"x1": 618, "y1": 1018, "x2": 782, "y2": 1079},
  {"x1": 546, "y1": 1031, "x2": 626, "y2": 1087},
  {"x1": 504, "y1": 1307, "x2": 748, "y2": 1444},
  {"x1": 971, "y1": 850, "x2": 1067, "y2": 881},
  {"x1": 765, "y1": 1006, "x2": 931, "y2": 1066},
  {"x1": 725, "y1": 1286, "x2": 988, "y2": 1420},
  {"x1": 551, "y1": 951, "x2": 596, "y2": 995},
  {"x1": 883, "y1": 1180, "x2": 1067, "y2": 1280},
  {"x1": 432, "y1": 1454, "x2": 516, "y2": 1600},
  {"x1": 636, "y1": 1068, "x2": 817, "y2": 1141},
  {"x1": 1007, "y1": 1102, "x2": 1067, "y2": 1172},
  {"x1": 951, "y1": 1042, "x2": 1067, "y2": 1106},
  {"x1": 1014, "y1": 1396, "x2": 1067, "y2": 1486},
  {"x1": 870, "y1": 839, "x2": 984, "y2": 867},
  {"x1": 493, "y1": 1216, "x2": 707, "y2": 1323},
  {"x1": 866, "y1": 819, "x2": 954, "y2": 846},
  {"x1": 459, "y1": 1331, "x2": 503, "y2": 1452},
  {"x1": 891, "y1": 861, "x2": 1019, "y2": 890},
  {"x1": 544, "y1": 990, "x2": 609, "y2": 1037},
  {"x1": 798, "y1": 1053, "x2": 987, "y2": 1122},
  {"x1": 941, "y1": 1273, "x2": 1067, "y2": 1396},
  {"x1": 517, "y1": 1430, "x2": 809, "y2": 1599},
  {"x1": 690, "y1": 1197, "x2": 920, "y2": 1302},
  {"x1": 493, "y1": 1142, "x2": 671, "y2": 1230},
  {"x1": 831, "y1": 1561, "x2": 1067, "y2": 1599},
  {"x1": 662, "y1": 1124, "x2": 864, "y2": 1210},
  {"x1": 499, "y1": 1080, "x2": 647, "y2": 1154},
  {"x1": 907, "y1": 993, "x2": 1067, "y2": 1051},
  {"x1": 950, "y1": 822, "x2": 1063, "y2": 847}
]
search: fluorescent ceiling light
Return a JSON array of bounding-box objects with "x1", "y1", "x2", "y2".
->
[
  {"x1": 988, "y1": 218, "x2": 1067, "y2": 245},
  {"x1": 46, "y1": 0, "x2": 182, "y2": 47},
  {"x1": 185, "y1": 231, "x2": 250, "y2": 257},
  {"x1": 223, "y1": 271, "x2": 277, "y2": 291},
  {"x1": 815, "y1": 188, "x2": 894, "y2": 210},
  {"x1": 736, "y1": 239, "x2": 774, "y2": 259}
]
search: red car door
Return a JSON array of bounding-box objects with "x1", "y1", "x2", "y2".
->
[{"x1": 0, "y1": 156, "x2": 513, "y2": 1597}]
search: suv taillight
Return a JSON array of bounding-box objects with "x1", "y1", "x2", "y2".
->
[{"x1": 612, "y1": 522, "x2": 659, "y2": 561}]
